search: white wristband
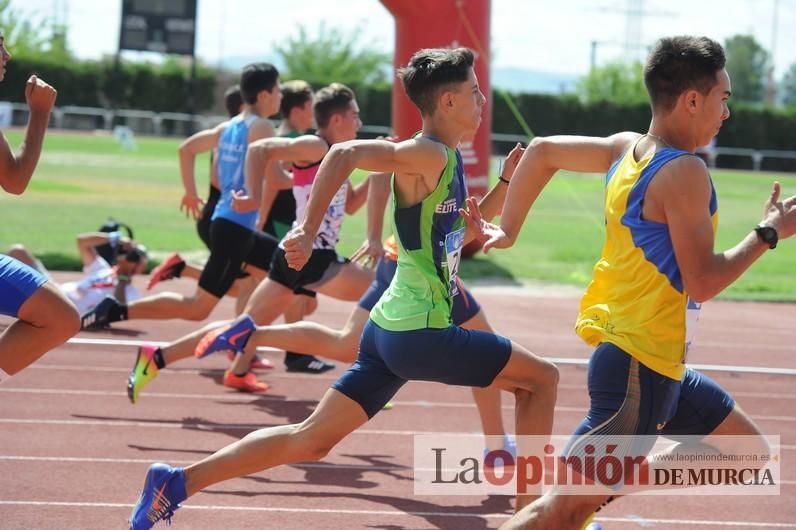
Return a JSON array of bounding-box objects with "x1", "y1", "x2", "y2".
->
[{"x1": 108, "y1": 231, "x2": 121, "y2": 248}]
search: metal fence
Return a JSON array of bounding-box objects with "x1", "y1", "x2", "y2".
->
[
  {"x1": 3, "y1": 103, "x2": 794, "y2": 173},
  {"x1": 493, "y1": 133, "x2": 796, "y2": 174}
]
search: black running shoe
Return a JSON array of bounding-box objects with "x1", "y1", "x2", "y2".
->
[
  {"x1": 80, "y1": 296, "x2": 120, "y2": 330},
  {"x1": 285, "y1": 355, "x2": 336, "y2": 374}
]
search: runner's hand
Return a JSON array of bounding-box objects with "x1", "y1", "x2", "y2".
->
[
  {"x1": 501, "y1": 142, "x2": 525, "y2": 182},
  {"x1": 25, "y1": 75, "x2": 57, "y2": 115},
  {"x1": 116, "y1": 255, "x2": 138, "y2": 276},
  {"x1": 459, "y1": 197, "x2": 512, "y2": 253},
  {"x1": 231, "y1": 190, "x2": 258, "y2": 213},
  {"x1": 762, "y1": 182, "x2": 796, "y2": 239},
  {"x1": 180, "y1": 193, "x2": 205, "y2": 220},
  {"x1": 283, "y1": 225, "x2": 313, "y2": 270},
  {"x1": 351, "y1": 238, "x2": 383, "y2": 268}
]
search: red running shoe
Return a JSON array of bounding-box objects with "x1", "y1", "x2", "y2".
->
[
  {"x1": 223, "y1": 371, "x2": 269, "y2": 393},
  {"x1": 147, "y1": 253, "x2": 185, "y2": 290}
]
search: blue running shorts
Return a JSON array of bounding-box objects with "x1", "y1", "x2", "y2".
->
[
  {"x1": 0, "y1": 254, "x2": 48, "y2": 317},
  {"x1": 566, "y1": 342, "x2": 735, "y2": 462},
  {"x1": 332, "y1": 319, "x2": 512, "y2": 418}
]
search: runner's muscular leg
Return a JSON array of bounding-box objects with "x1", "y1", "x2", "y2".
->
[
  {"x1": 0, "y1": 282, "x2": 80, "y2": 374},
  {"x1": 461, "y1": 309, "x2": 506, "y2": 441},
  {"x1": 183, "y1": 388, "x2": 369, "y2": 495},
  {"x1": 127, "y1": 285, "x2": 220, "y2": 321},
  {"x1": 312, "y1": 262, "x2": 374, "y2": 301}
]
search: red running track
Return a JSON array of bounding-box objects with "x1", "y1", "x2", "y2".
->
[{"x1": 0, "y1": 273, "x2": 794, "y2": 529}]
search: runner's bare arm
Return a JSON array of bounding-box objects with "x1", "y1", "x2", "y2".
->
[
  {"x1": 351, "y1": 172, "x2": 392, "y2": 265},
  {"x1": 470, "y1": 132, "x2": 639, "y2": 250},
  {"x1": 75, "y1": 232, "x2": 109, "y2": 266},
  {"x1": 178, "y1": 122, "x2": 226, "y2": 218},
  {"x1": 661, "y1": 157, "x2": 796, "y2": 302},
  {"x1": 240, "y1": 135, "x2": 327, "y2": 212},
  {"x1": 345, "y1": 175, "x2": 370, "y2": 214},
  {"x1": 299, "y1": 139, "x2": 446, "y2": 235},
  {"x1": 0, "y1": 76, "x2": 58, "y2": 194}
]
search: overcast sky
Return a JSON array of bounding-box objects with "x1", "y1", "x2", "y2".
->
[{"x1": 9, "y1": 0, "x2": 796, "y2": 79}]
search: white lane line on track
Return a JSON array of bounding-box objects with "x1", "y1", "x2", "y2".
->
[
  {"x1": 7, "y1": 384, "x2": 796, "y2": 404},
  {"x1": 22, "y1": 363, "x2": 589, "y2": 389},
  {"x1": 2, "y1": 417, "x2": 796, "y2": 439},
  {"x1": 65, "y1": 338, "x2": 796, "y2": 376},
  {"x1": 4, "y1": 455, "x2": 794, "y2": 481},
  {"x1": 0, "y1": 417, "x2": 469, "y2": 435},
  {"x1": 5, "y1": 387, "x2": 796, "y2": 424},
  {"x1": 25, "y1": 363, "x2": 796, "y2": 396},
  {"x1": 69, "y1": 334, "x2": 796, "y2": 353},
  {"x1": 0, "y1": 386, "x2": 587, "y2": 412},
  {"x1": 1, "y1": 500, "x2": 795, "y2": 526},
  {"x1": 0, "y1": 455, "x2": 407, "y2": 471}
]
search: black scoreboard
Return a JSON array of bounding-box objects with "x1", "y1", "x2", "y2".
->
[{"x1": 118, "y1": 0, "x2": 197, "y2": 56}]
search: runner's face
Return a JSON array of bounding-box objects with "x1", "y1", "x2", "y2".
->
[
  {"x1": 697, "y1": 69, "x2": 731, "y2": 147},
  {"x1": 449, "y1": 68, "x2": 485, "y2": 133},
  {"x1": 266, "y1": 82, "x2": 283, "y2": 116},
  {"x1": 337, "y1": 100, "x2": 362, "y2": 141},
  {"x1": 296, "y1": 99, "x2": 315, "y2": 131}
]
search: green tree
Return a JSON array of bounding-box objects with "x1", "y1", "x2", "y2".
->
[
  {"x1": 0, "y1": 0, "x2": 47, "y2": 56},
  {"x1": 275, "y1": 22, "x2": 390, "y2": 86},
  {"x1": 576, "y1": 61, "x2": 647, "y2": 105},
  {"x1": 782, "y1": 62, "x2": 796, "y2": 107},
  {"x1": 0, "y1": 0, "x2": 72, "y2": 61},
  {"x1": 724, "y1": 35, "x2": 769, "y2": 103}
]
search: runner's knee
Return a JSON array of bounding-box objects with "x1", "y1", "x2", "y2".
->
[
  {"x1": 519, "y1": 356, "x2": 559, "y2": 393},
  {"x1": 302, "y1": 296, "x2": 318, "y2": 317},
  {"x1": 47, "y1": 295, "x2": 80, "y2": 338},
  {"x1": 290, "y1": 422, "x2": 341, "y2": 461},
  {"x1": 185, "y1": 305, "x2": 213, "y2": 321},
  {"x1": 184, "y1": 296, "x2": 218, "y2": 320}
]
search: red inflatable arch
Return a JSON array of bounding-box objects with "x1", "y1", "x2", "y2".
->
[{"x1": 380, "y1": 0, "x2": 492, "y2": 201}]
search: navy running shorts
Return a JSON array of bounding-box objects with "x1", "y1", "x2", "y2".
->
[
  {"x1": 0, "y1": 254, "x2": 48, "y2": 317},
  {"x1": 332, "y1": 319, "x2": 512, "y2": 418},
  {"x1": 566, "y1": 342, "x2": 735, "y2": 461},
  {"x1": 357, "y1": 257, "x2": 481, "y2": 325}
]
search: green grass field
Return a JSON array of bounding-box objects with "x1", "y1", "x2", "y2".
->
[{"x1": 0, "y1": 130, "x2": 794, "y2": 301}]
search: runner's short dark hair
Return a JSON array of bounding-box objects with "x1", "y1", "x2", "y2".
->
[
  {"x1": 313, "y1": 83, "x2": 355, "y2": 128},
  {"x1": 398, "y1": 48, "x2": 475, "y2": 116},
  {"x1": 645, "y1": 36, "x2": 726, "y2": 112}
]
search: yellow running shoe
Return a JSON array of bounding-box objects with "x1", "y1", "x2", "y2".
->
[
  {"x1": 581, "y1": 513, "x2": 602, "y2": 530},
  {"x1": 127, "y1": 345, "x2": 160, "y2": 404}
]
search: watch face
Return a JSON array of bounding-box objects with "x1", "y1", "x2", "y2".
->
[
  {"x1": 756, "y1": 225, "x2": 778, "y2": 248},
  {"x1": 760, "y1": 227, "x2": 777, "y2": 242}
]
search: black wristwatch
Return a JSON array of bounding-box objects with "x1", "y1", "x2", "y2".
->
[{"x1": 754, "y1": 224, "x2": 778, "y2": 249}]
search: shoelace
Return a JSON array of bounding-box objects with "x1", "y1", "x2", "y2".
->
[{"x1": 146, "y1": 500, "x2": 176, "y2": 526}]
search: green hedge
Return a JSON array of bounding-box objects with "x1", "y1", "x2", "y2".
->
[
  {"x1": 2, "y1": 56, "x2": 793, "y2": 171},
  {"x1": 490, "y1": 92, "x2": 796, "y2": 172},
  {"x1": 0, "y1": 56, "x2": 216, "y2": 114}
]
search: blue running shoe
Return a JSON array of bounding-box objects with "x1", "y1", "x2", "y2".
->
[
  {"x1": 195, "y1": 315, "x2": 256, "y2": 359},
  {"x1": 129, "y1": 463, "x2": 187, "y2": 530},
  {"x1": 483, "y1": 434, "x2": 517, "y2": 469}
]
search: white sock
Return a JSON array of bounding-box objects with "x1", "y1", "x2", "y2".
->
[{"x1": 0, "y1": 368, "x2": 10, "y2": 385}]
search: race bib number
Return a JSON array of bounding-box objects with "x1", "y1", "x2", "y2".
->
[
  {"x1": 683, "y1": 297, "x2": 702, "y2": 364},
  {"x1": 444, "y1": 227, "x2": 465, "y2": 297}
]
